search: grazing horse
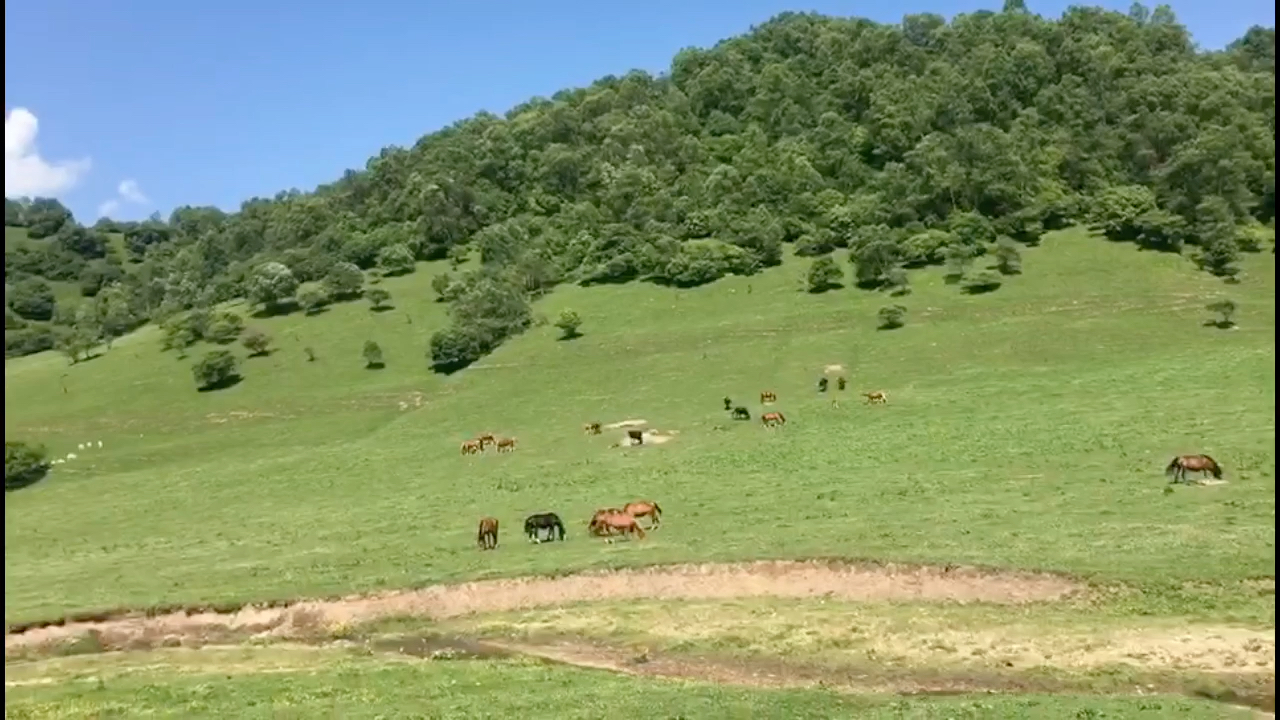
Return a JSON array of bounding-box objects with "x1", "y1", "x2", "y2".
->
[
  {"x1": 817, "y1": 377, "x2": 829, "y2": 393},
  {"x1": 723, "y1": 396, "x2": 733, "y2": 411},
  {"x1": 476, "y1": 433, "x2": 497, "y2": 449},
  {"x1": 584, "y1": 422, "x2": 602, "y2": 435},
  {"x1": 761, "y1": 411, "x2": 787, "y2": 427},
  {"x1": 588, "y1": 507, "x2": 625, "y2": 534},
  {"x1": 524, "y1": 512, "x2": 566, "y2": 543},
  {"x1": 460, "y1": 439, "x2": 483, "y2": 455},
  {"x1": 496, "y1": 437, "x2": 517, "y2": 453},
  {"x1": 731, "y1": 406, "x2": 751, "y2": 420},
  {"x1": 1165, "y1": 455, "x2": 1224, "y2": 484},
  {"x1": 477, "y1": 517, "x2": 499, "y2": 550},
  {"x1": 862, "y1": 390, "x2": 888, "y2": 405},
  {"x1": 589, "y1": 511, "x2": 647, "y2": 542},
  {"x1": 837, "y1": 376, "x2": 847, "y2": 391},
  {"x1": 760, "y1": 391, "x2": 778, "y2": 404},
  {"x1": 622, "y1": 500, "x2": 662, "y2": 529},
  {"x1": 627, "y1": 429, "x2": 645, "y2": 446}
]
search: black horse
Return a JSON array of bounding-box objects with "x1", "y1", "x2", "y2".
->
[
  {"x1": 524, "y1": 512, "x2": 566, "y2": 543},
  {"x1": 837, "y1": 376, "x2": 847, "y2": 391},
  {"x1": 723, "y1": 396, "x2": 733, "y2": 411},
  {"x1": 731, "y1": 406, "x2": 751, "y2": 420},
  {"x1": 817, "y1": 377, "x2": 829, "y2": 393}
]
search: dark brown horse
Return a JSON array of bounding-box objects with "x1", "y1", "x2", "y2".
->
[
  {"x1": 496, "y1": 436, "x2": 517, "y2": 453},
  {"x1": 837, "y1": 376, "x2": 847, "y2": 391},
  {"x1": 1165, "y1": 455, "x2": 1224, "y2": 484},
  {"x1": 760, "y1": 391, "x2": 778, "y2": 404},
  {"x1": 731, "y1": 406, "x2": 751, "y2": 420},
  {"x1": 622, "y1": 500, "x2": 662, "y2": 528},
  {"x1": 477, "y1": 517, "x2": 499, "y2": 550},
  {"x1": 589, "y1": 510, "x2": 647, "y2": 542},
  {"x1": 460, "y1": 439, "x2": 483, "y2": 455},
  {"x1": 627, "y1": 429, "x2": 645, "y2": 446},
  {"x1": 583, "y1": 422, "x2": 602, "y2": 435},
  {"x1": 761, "y1": 411, "x2": 786, "y2": 427},
  {"x1": 476, "y1": 433, "x2": 497, "y2": 449}
]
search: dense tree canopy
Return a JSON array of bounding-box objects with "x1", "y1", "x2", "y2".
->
[{"x1": 5, "y1": 6, "x2": 1275, "y2": 366}]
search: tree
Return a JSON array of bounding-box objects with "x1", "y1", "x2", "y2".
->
[
  {"x1": 24, "y1": 198, "x2": 73, "y2": 239},
  {"x1": 298, "y1": 285, "x2": 330, "y2": 315},
  {"x1": 885, "y1": 267, "x2": 910, "y2": 296},
  {"x1": 993, "y1": 237, "x2": 1022, "y2": 275},
  {"x1": 56, "y1": 318, "x2": 100, "y2": 365},
  {"x1": 366, "y1": 287, "x2": 392, "y2": 310},
  {"x1": 431, "y1": 273, "x2": 456, "y2": 302},
  {"x1": 323, "y1": 262, "x2": 364, "y2": 300},
  {"x1": 205, "y1": 311, "x2": 245, "y2": 344},
  {"x1": 247, "y1": 262, "x2": 299, "y2": 313},
  {"x1": 363, "y1": 340, "x2": 385, "y2": 368},
  {"x1": 963, "y1": 271, "x2": 1003, "y2": 294},
  {"x1": 242, "y1": 328, "x2": 272, "y2": 356},
  {"x1": 377, "y1": 243, "x2": 415, "y2": 276},
  {"x1": 8, "y1": 278, "x2": 56, "y2": 321},
  {"x1": 192, "y1": 349, "x2": 240, "y2": 391},
  {"x1": 5, "y1": 440, "x2": 49, "y2": 491},
  {"x1": 944, "y1": 244, "x2": 977, "y2": 283},
  {"x1": 852, "y1": 240, "x2": 899, "y2": 288},
  {"x1": 1205, "y1": 299, "x2": 1238, "y2": 328},
  {"x1": 554, "y1": 310, "x2": 583, "y2": 340},
  {"x1": 877, "y1": 304, "x2": 907, "y2": 330},
  {"x1": 93, "y1": 283, "x2": 136, "y2": 348},
  {"x1": 806, "y1": 256, "x2": 843, "y2": 293}
]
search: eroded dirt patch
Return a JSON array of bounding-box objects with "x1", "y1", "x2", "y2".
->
[{"x1": 6, "y1": 560, "x2": 1080, "y2": 657}]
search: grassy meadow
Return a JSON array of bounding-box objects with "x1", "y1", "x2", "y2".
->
[{"x1": 4, "y1": 228, "x2": 1276, "y2": 625}]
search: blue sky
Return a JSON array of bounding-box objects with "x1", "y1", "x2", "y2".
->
[{"x1": 5, "y1": 0, "x2": 1274, "y2": 224}]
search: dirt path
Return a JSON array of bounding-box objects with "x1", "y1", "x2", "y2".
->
[{"x1": 6, "y1": 560, "x2": 1080, "y2": 656}]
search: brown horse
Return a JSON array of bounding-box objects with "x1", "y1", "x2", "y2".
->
[
  {"x1": 476, "y1": 433, "x2": 497, "y2": 449},
  {"x1": 589, "y1": 511, "x2": 647, "y2": 542},
  {"x1": 583, "y1": 422, "x2": 602, "y2": 435},
  {"x1": 762, "y1": 411, "x2": 786, "y2": 427},
  {"x1": 477, "y1": 517, "x2": 499, "y2": 550},
  {"x1": 862, "y1": 390, "x2": 888, "y2": 405},
  {"x1": 622, "y1": 500, "x2": 662, "y2": 528},
  {"x1": 760, "y1": 391, "x2": 778, "y2": 404},
  {"x1": 837, "y1": 376, "x2": 847, "y2": 391},
  {"x1": 1165, "y1": 454, "x2": 1224, "y2": 484},
  {"x1": 588, "y1": 507, "x2": 625, "y2": 533},
  {"x1": 460, "y1": 439, "x2": 483, "y2": 455},
  {"x1": 496, "y1": 437, "x2": 517, "y2": 453}
]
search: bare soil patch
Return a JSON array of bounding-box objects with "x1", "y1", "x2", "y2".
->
[{"x1": 5, "y1": 560, "x2": 1080, "y2": 657}]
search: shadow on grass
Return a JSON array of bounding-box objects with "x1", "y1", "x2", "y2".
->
[
  {"x1": 197, "y1": 374, "x2": 243, "y2": 393},
  {"x1": 4, "y1": 466, "x2": 49, "y2": 492}
]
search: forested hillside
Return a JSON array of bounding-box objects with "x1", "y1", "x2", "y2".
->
[{"x1": 5, "y1": 5, "x2": 1275, "y2": 370}]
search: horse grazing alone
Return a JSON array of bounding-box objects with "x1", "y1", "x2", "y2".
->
[
  {"x1": 761, "y1": 411, "x2": 787, "y2": 427},
  {"x1": 588, "y1": 510, "x2": 647, "y2": 542},
  {"x1": 525, "y1": 512, "x2": 566, "y2": 543},
  {"x1": 477, "y1": 517, "x2": 499, "y2": 550},
  {"x1": 623, "y1": 500, "x2": 662, "y2": 528},
  {"x1": 496, "y1": 437, "x2": 517, "y2": 453},
  {"x1": 460, "y1": 439, "x2": 483, "y2": 455},
  {"x1": 723, "y1": 396, "x2": 733, "y2": 411},
  {"x1": 760, "y1": 391, "x2": 778, "y2": 404},
  {"x1": 1165, "y1": 455, "x2": 1224, "y2": 484},
  {"x1": 584, "y1": 422, "x2": 602, "y2": 435},
  {"x1": 862, "y1": 390, "x2": 888, "y2": 405},
  {"x1": 731, "y1": 406, "x2": 751, "y2": 420}
]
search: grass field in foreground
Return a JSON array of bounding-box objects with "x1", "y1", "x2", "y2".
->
[
  {"x1": 4, "y1": 228, "x2": 1276, "y2": 623},
  {"x1": 1, "y1": 646, "x2": 1256, "y2": 719}
]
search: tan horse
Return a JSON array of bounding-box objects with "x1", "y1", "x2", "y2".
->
[
  {"x1": 476, "y1": 433, "x2": 497, "y2": 450},
  {"x1": 477, "y1": 517, "x2": 499, "y2": 550},
  {"x1": 583, "y1": 422, "x2": 602, "y2": 435},
  {"x1": 862, "y1": 391, "x2": 888, "y2": 405},
  {"x1": 761, "y1": 411, "x2": 787, "y2": 427},
  {"x1": 760, "y1": 391, "x2": 778, "y2": 404},
  {"x1": 460, "y1": 439, "x2": 483, "y2": 455},
  {"x1": 622, "y1": 500, "x2": 662, "y2": 529},
  {"x1": 589, "y1": 510, "x2": 647, "y2": 542},
  {"x1": 496, "y1": 437, "x2": 517, "y2": 453},
  {"x1": 588, "y1": 507, "x2": 625, "y2": 532}
]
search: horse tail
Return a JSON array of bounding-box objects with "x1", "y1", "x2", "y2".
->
[
  {"x1": 1164, "y1": 457, "x2": 1180, "y2": 476},
  {"x1": 1205, "y1": 455, "x2": 1224, "y2": 478},
  {"x1": 653, "y1": 502, "x2": 662, "y2": 517}
]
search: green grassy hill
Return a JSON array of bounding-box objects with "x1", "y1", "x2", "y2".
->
[{"x1": 5, "y1": 227, "x2": 1274, "y2": 624}]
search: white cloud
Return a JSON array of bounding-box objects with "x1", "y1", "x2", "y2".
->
[
  {"x1": 4, "y1": 107, "x2": 91, "y2": 198},
  {"x1": 117, "y1": 179, "x2": 148, "y2": 204},
  {"x1": 97, "y1": 178, "x2": 150, "y2": 218}
]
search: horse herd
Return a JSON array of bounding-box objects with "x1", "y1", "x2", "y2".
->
[{"x1": 477, "y1": 500, "x2": 662, "y2": 550}]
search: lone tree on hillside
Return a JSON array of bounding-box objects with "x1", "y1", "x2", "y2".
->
[
  {"x1": 323, "y1": 262, "x2": 364, "y2": 300},
  {"x1": 555, "y1": 310, "x2": 583, "y2": 340},
  {"x1": 877, "y1": 304, "x2": 907, "y2": 330},
  {"x1": 367, "y1": 287, "x2": 392, "y2": 311},
  {"x1": 363, "y1": 340, "x2": 385, "y2": 369},
  {"x1": 242, "y1": 328, "x2": 272, "y2": 357},
  {"x1": 1205, "y1": 299, "x2": 1238, "y2": 328},
  {"x1": 806, "y1": 256, "x2": 843, "y2": 293},
  {"x1": 994, "y1": 237, "x2": 1023, "y2": 275},
  {"x1": 193, "y1": 349, "x2": 241, "y2": 391}
]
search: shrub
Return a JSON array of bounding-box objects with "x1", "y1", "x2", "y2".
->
[
  {"x1": 555, "y1": 310, "x2": 583, "y2": 340},
  {"x1": 877, "y1": 304, "x2": 907, "y2": 330},
  {"x1": 963, "y1": 271, "x2": 1003, "y2": 294},
  {"x1": 367, "y1": 287, "x2": 392, "y2": 310},
  {"x1": 205, "y1": 311, "x2": 245, "y2": 344},
  {"x1": 323, "y1": 262, "x2": 364, "y2": 300},
  {"x1": 242, "y1": 328, "x2": 272, "y2": 356},
  {"x1": 377, "y1": 243, "x2": 416, "y2": 276},
  {"x1": 806, "y1": 256, "x2": 843, "y2": 293},
  {"x1": 298, "y1": 285, "x2": 330, "y2": 315},
  {"x1": 994, "y1": 236, "x2": 1023, "y2": 275},
  {"x1": 247, "y1": 262, "x2": 299, "y2": 313},
  {"x1": 363, "y1": 340, "x2": 385, "y2": 369},
  {"x1": 192, "y1": 349, "x2": 240, "y2": 391},
  {"x1": 1205, "y1": 299, "x2": 1237, "y2": 328}
]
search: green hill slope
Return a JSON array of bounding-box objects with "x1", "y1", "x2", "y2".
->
[{"x1": 5, "y1": 228, "x2": 1274, "y2": 624}]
